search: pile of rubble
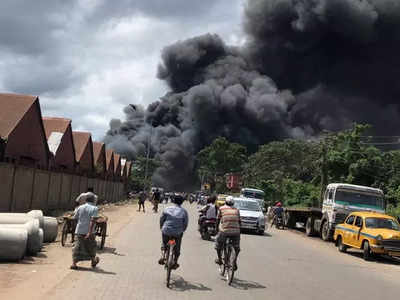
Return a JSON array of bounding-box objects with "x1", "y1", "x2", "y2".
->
[{"x1": 0, "y1": 210, "x2": 58, "y2": 261}]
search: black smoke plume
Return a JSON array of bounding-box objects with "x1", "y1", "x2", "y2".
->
[{"x1": 105, "y1": 0, "x2": 400, "y2": 190}]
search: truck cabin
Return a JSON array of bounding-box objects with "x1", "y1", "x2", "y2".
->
[{"x1": 324, "y1": 184, "x2": 385, "y2": 213}]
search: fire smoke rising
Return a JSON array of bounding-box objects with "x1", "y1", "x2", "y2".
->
[{"x1": 104, "y1": 0, "x2": 400, "y2": 190}]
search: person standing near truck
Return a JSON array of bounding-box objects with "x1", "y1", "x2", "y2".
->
[{"x1": 272, "y1": 202, "x2": 284, "y2": 227}]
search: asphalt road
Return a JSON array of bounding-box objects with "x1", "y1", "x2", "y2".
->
[{"x1": 44, "y1": 203, "x2": 400, "y2": 300}]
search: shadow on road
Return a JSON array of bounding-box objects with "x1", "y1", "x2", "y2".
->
[
  {"x1": 12, "y1": 252, "x2": 49, "y2": 265},
  {"x1": 97, "y1": 247, "x2": 125, "y2": 256},
  {"x1": 73, "y1": 266, "x2": 117, "y2": 275},
  {"x1": 169, "y1": 275, "x2": 212, "y2": 292},
  {"x1": 241, "y1": 230, "x2": 272, "y2": 237},
  {"x1": 230, "y1": 278, "x2": 267, "y2": 290},
  {"x1": 345, "y1": 250, "x2": 400, "y2": 266}
]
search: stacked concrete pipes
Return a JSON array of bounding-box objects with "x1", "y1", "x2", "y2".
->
[{"x1": 0, "y1": 210, "x2": 58, "y2": 261}]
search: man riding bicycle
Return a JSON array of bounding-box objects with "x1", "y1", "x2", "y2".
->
[
  {"x1": 159, "y1": 194, "x2": 189, "y2": 269},
  {"x1": 215, "y1": 196, "x2": 241, "y2": 271},
  {"x1": 272, "y1": 202, "x2": 284, "y2": 226}
]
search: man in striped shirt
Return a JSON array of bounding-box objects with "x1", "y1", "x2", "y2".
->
[{"x1": 215, "y1": 196, "x2": 241, "y2": 270}]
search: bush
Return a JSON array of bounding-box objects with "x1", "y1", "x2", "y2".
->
[{"x1": 386, "y1": 204, "x2": 400, "y2": 219}]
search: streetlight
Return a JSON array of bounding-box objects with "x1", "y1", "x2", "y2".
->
[{"x1": 130, "y1": 104, "x2": 153, "y2": 195}]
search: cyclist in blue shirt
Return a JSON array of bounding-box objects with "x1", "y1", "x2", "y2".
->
[{"x1": 158, "y1": 194, "x2": 189, "y2": 269}]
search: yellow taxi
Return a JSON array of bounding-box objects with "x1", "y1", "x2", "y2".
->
[
  {"x1": 216, "y1": 194, "x2": 229, "y2": 208},
  {"x1": 334, "y1": 211, "x2": 400, "y2": 260}
]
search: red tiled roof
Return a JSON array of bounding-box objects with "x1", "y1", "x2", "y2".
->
[
  {"x1": 42, "y1": 117, "x2": 71, "y2": 139},
  {"x1": 72, "y1": 131, "x2": 91, "y2": 162},
  {"x1": 93, "y1": 142, "x2": 105, "y2": 163},
  {"x1": 125, "y1": 161, "x2": 132, "y2": 177},
  {"x1": 105, "y1": 149, "x2": 114, "y2": 171},
  {"x1": 0, "y1": 93, "x2": 37, "y2": 138},
  {"x1": 114, "y1": 154, "x2": 121, "y2": 171}
]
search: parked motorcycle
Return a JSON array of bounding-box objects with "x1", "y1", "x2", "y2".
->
[
  {"x1": 274, "y1": 215, "x2": 285, "y2": 230},
  {"x1": 198, "y1": 212, "x2": 217, "y2": 240}
]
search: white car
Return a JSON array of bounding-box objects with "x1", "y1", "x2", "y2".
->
[
  {"x1": 233, "y1": 197, "x2": 266, "y2": 235},
  {"x1": 240, "y1": 188, "x2": 265, "y2": 211}
]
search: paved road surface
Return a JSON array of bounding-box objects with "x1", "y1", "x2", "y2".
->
[{"x1": 45, "y1": 203, "x2": 400, "y2": 300}]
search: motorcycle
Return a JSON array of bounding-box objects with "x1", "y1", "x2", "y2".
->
[
  {"x1": 198, "y1": 212, "x2": 217, "y2": 240},
  {"x1": 274, "y1": 215, "x2": 285, "y2": 230}
]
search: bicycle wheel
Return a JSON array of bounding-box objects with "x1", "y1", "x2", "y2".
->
[
  {"x1": 219, "y1": 246, "x2": 226, "y2": 276},
  {"x1": 166, "y1": 244, "x2": 174, "y2": 288},
  {"x1": 61, "y1": 221, "x2": 68, "y2": 246},
  {"x1": 100, "y1": 223, "x2": 107, "y2": 250},
  {"x1": 227, "y1": 244, "x2": 236, "y2": 285}
]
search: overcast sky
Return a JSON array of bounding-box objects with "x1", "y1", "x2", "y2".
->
[{"x1": 0, "y1": 0, "x2": 244, "y2": 140}]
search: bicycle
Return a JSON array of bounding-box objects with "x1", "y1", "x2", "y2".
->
[
  {"x1": 164, "y1": 238, "x2": 177, "y2": 288},
  {"x1": 218, "y1": 237, "x2": 237, "y2": 285}
]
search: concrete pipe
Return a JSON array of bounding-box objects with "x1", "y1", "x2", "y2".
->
[
  {"x1": 0, "y1": 227, "x2": 28, "y2": 261},
  {"x1": 27, "y1": 210, "x2": 44, "y2": 229},
  {"x1": 0, "y1": 219, "x2": 41, "y2": 255},
  {"x1": 39, "y1": 228, "x2": 44, "y2": 250},
  {"x1": 43, "y1": 217, "x2": 58, "y2": 243},
  {"x1": 0, "y1": 214, "x2": 34, "y2": 225},
  {"x1": 0, "y1": 211, "x2": 44, "y2": 228}
]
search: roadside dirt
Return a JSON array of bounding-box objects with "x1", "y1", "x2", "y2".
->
[{"x1": 0, "y1": 200, "x2": 139, "y2": 300}]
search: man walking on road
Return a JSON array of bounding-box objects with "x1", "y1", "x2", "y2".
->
[
  {"x1": 71, "y1": 194, "x2": 100, "y2": 270},
  {"x1": 152, "y1": 188, "x2": 161, "y2": 213},
  {"x1": 75, "y1": 187, "x2": 99, "y2": 206},
  {"x1": 137, "y1": 191, "x2": 146, "y2": 213}
]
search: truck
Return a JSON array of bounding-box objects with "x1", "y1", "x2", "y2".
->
[{"x1": 283, "y1": 183, "x2": 385, "y2": 241}]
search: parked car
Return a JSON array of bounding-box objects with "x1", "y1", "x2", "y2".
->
[
  {"x1": 334, "y1": 211, "x2": 400, "y2": 260},
  {"x1": 233, "y1": 197, "x2": 265, "y2": 235}
]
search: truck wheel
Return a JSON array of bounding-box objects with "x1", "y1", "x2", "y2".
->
[
  {"x1": 363, "y1": 241, "x2": 372, "y2": 261},
  {"x1": 337, "y1": 236, "x2": 347, "y2": 253},
  {"x1": 284, "y1": 212, "x2": 295, "y2": 229},
  {"x1": 321, "y1": 221, "x2": 331, "y2": 241},
  {"x1": 305, "y1": 217, "x2": 315, "y2": 236}
]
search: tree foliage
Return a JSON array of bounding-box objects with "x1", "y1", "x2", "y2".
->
[
  {"x1": 195, "y1": 124, "x2": 400, "y2": 217},
  {"x1": 196, "y1": 137, "x2": 247, "y2": 192},
  {"x1": 127, "y1": 156, "x2": 161, "y2": 192}
]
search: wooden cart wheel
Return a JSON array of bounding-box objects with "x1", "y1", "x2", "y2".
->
[
  {"x1": 100, "y1": 223, "x2": 107, "y2": 250},
  {"x1": 61, "y1": 221, "x2": 68, "y2": 247}
]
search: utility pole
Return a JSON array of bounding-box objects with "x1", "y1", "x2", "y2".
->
[
  {"x1": 319, "y1": 138, "x2": 328, "y2": 208},
  {"x1": 143, "y1": 125, "x2": 153, "y2": 194}
]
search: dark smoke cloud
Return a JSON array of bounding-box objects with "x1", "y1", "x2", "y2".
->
[{"x1": 105, "y1": 0, "x2": 400, "y2": 190}]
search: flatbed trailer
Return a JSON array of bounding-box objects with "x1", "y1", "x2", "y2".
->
[{"x1": 282, "y1": 183, "x2": 385, "y2": 241}]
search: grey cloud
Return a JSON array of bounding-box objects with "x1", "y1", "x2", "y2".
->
[{"x1": 89, "y1": 0, "x2": 222, "y2": 22}]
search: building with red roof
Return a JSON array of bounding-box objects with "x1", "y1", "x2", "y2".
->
[
  {"x1": 72, "y1": 131, "x2": 94, "y2": 175},
  {"x1": 93, "y1": 142, "x2": 106, "y2": 177},
  {"x1": 42, "y1": 117, "x2": 75, "y2": 172},
  {"x1": 105, "y1": 149, "x2": 115, "y2": 179},
  {"x1": 0, "y1": 93, "x2": 49, "y2": 168},
  {"x1": 113, "y1": 153, "x2": 121, "y2": 181}
]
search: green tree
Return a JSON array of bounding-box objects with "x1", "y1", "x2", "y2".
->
[
  {"x1": 196, "y1": 137, "x2": 247, "y2": 192},
  {"x1": 127, "y1": 156, "x2": 161, "y2": 192},
  {"x1": 243, "y1": 139, "x2": 320, "y2": 187}
]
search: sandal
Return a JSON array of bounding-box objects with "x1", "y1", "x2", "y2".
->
[{"x1": 91, "y1": 257, "x2": 100, "y2": 268}]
